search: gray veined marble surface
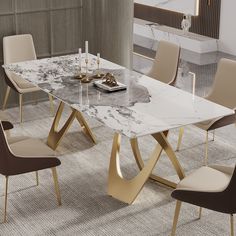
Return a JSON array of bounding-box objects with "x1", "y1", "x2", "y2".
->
[{"x1": 4, "y1": 54, "x2": 234, "y2": 138}]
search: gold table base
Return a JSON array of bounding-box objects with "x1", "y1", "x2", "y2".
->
[
  {"x1": 108, "y1": 131, "x2": 185, "y2": 204},
  {"x1": 47, "y1": 102, "x2": 96, "y2": 150}
]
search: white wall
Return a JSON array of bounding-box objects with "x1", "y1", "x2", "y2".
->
[{"x1": 219, "y1": 0, "x2": 236, "y2": 55}]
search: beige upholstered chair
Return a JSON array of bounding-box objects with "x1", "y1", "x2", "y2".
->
[
  {"x1": 0, "y1": 121, "x2": 61, "y2": 223},
  {"x1": 171, "y1": 164, "x2": 236, "y2": 236},
  {"x1": 2, "y1": 34, "x2": 54, "y2": 123},
  {"x1": 148, "y1": 40, "x2": 180, "y2": 85},
  {"x1": 176, "y1": 58, "x2": 236, "y2": 165}
]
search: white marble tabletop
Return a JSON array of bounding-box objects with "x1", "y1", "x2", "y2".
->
[{"x1": 3, "y1": 54, "x2": 234, "y2": 138}]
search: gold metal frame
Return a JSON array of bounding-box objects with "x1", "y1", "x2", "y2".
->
[
  {"x1": 108, "y1": 132, "x2": 185, "y2": 204},
  {"x1": 171, "y1": 200, "x2": 182, "y2": 236},
  {"x1": 176, "y1": 128, "x2": 216, "y2": 166},
  {"x1": 171, "y1": 203, "x2": 234, "y2": 236},
  {"x1": 2, "y1": 86, "x2": 10, "y2": 110},
  {"x1": 2, "y1": 168, "x2": 61, "y2": 223},
  {"x1": 47, "y1": 102, "x2": 96, "y2": 150},
  {"x1": 2, "y1": 86, "x2": 54, "y2": 123}
]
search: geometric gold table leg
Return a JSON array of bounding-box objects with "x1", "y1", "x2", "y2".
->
[
  {"x1": 75, "y1": 110, "x2": 97, "y2": 144},
  {"x1": 152, "y1": 132, "x2": 185, "y2": 180},
  {"x1": 108, "y1": 133, "x2": 163, "y2": 204},
  {"x1": 108, "y1": 131, "x2": 185, "y2": 204},
  {"x1": 130, "y1": 137, "x2": 176, "y2": 188},
  {"x1": 47, "y1": 102, "x2": 77, "y2": 150},
  {"x1": 131, "y1": 132, "x2": 185, "y2": 189},
  {"x1": 47, "y1": 102, "x2": 96, "y2": 150}
]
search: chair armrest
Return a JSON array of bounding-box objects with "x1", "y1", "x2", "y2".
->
[{"x1": 1, "y1": 121, "x2": 14, "y2": 131}]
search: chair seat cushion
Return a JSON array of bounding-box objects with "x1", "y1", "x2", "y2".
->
[
  {"x1": 7, "y1": 135, "x2": 29, "y2": 145},
  {"x1": 8, "y1": 72, "x2": 40, "y2": 93},
  {"x1": 9, "y1": 138, "x2": 55, "y2": 157},
  {"x1": 177, "y1": 166, "x2": 231, "y2": 192}
]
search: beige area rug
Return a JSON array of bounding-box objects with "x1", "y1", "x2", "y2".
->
[{"x1": 0, "y1": 101, "x2": 235, "y2": 236}]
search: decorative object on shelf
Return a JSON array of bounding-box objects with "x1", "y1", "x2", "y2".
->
[{"x1": 181, "y1": 14, "x2": 192, "y2": 34}]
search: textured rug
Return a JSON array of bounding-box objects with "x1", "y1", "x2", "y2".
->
[{"x1": 0, "y1": 101, "x2": 235, "y2": 236}]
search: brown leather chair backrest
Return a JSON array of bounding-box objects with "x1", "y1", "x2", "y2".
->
[
  {"x1": 0, "y1": 122, "x2": 13, "y2": 176},
  {"x1": 207, "y1": 58, "x2": 236, "y2": 110}
]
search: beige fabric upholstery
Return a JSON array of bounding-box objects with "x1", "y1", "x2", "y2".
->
[
  {"x1": 210, "y1": 164, "x2": 235, "y2": 176},
  {"x1": 9, "y1": 138, "x2": 55, "y2": 157},
  {"x1": 8, "y1": 72, "x2": 40, "y2": 91},
  {"x1": 207, "y1": 58, "x2": 236, "y2": 109},
  {"x1": 7, "y1": 136, "x2": 29, "y2": 145},
  {"x1": 177, "y1": 166, "x2": 231, "y2": 192},
  {"x1": 195, "y1": 58, "x2": 236, "y2": 130},
  {"x1": 3, "y1": 34, "x2": 39, "y2": 94},
  {"x1": 148, "y1": 40, "x2": 180, "y2": 85},
  {"x1": 0, "y1": 111, "x2": 9, "y2": 121}
]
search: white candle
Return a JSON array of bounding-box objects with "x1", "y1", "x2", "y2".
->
[
  {"x1": 85, "y1": 41, "x2": 88, "y2": 59},
  {"x1": 97, "y1": 53, "x2": 100, "y2": 60},
  {"x1": 78, "y1": 48, "x2": 82, "y2": 67}
]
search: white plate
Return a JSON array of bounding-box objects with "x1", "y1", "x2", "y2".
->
[{"x1": 93, "y1": 80, "x2": 127, "y2": 92}]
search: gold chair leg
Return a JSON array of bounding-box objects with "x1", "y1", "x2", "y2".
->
[
  {"x1": 19, "y1": 94, "x2": 23, "y2": 123},
  {"x1": 198, "y1": 207, "x2": 202, "y2": 219},
  {"x1": 231, "y1": 214, "x2": 234, "y2": 236},
  {"x1": 36, "y1": 171, "x2": 39, "y2": 186},
  {"x1": 48, "y1": 95, "x2": 54, "y2": 116},
  {"x1": 176, "y1": 127, "x2": 184, "y2": 151},
  {"x1": 47, "y1": 102, "x2": 77, "y2": 150},
  {"x1": 75, "y1": 111, "x2": 97, "y2": 144},
  {"x1": 171, "y1": 201, "x2": 182, "y2": 236},
  {"x1": 2, "y1": 86, "x2": 11, "y2": 110},
  {"x1": 3, "y1": 176, "x2": 9, "y2": 223},
  {"x1": 51, "y1": 167, "x2": 62, "y2": 206},
  {"x1": 212, "y1": 130, "x2": 215, "y2": 141},
  {"x1": 205, "y1": 131, "x2": 209, "y2": 166}
]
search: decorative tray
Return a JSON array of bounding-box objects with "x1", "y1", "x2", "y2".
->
[{"x1": 93, "y1": 80, "x2": 127, "y2": 92}]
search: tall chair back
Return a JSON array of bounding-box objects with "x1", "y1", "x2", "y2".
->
[
  {"x1": 148, "y1": 40, "x2": 180, "y2": 85},
  {"x1": 3, "y1": 34, "x2": 36, "y2": 64},
  {"x1": 207, "y1": 58, "x2": 236, "y2": 109}
]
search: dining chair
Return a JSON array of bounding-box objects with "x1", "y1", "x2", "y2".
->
[
  {"x1": 2, "y1": 34, "x2": 54, "y2": 123},
  {"x1": 148, "y1": 40, "x2": 180, "y2": 85},
  {"x1": 0, "y1": 121, "x2": 61, "y2": 223},
  {"x1": 171, "y1": 164, "x2": 236, "y2": 236},
  {"x1": 176, "y1": 58, "x2": 236, "y2": 165}
]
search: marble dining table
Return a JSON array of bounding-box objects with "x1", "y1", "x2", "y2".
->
[{"x1": 4, "y1": 53, "x2": 234, "y2": 204}]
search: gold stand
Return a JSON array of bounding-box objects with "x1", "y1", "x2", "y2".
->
[
  {"x1": 81, "y1": 59, "x2": 91, "y2": 83},
  {"x1": 47, "y1": 102, "x2": 96, "y2": 150},
  {"x1": 108, "y1": 131, "x2": 185, "y2": 204}
]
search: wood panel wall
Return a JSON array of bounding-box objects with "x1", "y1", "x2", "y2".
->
[
  {"x1": 0, "y1": 0, "x2": 83, "y2": 107},
  {"x1": 134, "y1": 0, "x2": 221, "y2": 39}
]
